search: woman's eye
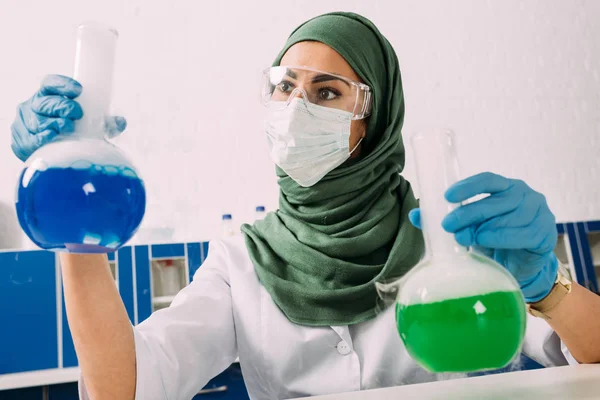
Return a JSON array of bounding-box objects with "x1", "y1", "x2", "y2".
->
[
  {"x1": 277, "y1": 81, "x2": 294, "y2": 93},
  {"x1": 319, "y1": 89, "x2": 339, "y2": 100}
]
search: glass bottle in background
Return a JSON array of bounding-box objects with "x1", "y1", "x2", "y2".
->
[
  {"x1": 15, "y1": 22, "x2": 146, "y2": 253},
  {"x1": 221, "y1": 214, "x2": 237, "y2": 237},
  {"x1": 254, "y1": 206, "x2": 266, "y2": 222}
]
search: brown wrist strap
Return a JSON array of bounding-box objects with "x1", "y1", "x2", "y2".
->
[
  {"x1": 527, "y1": 268, "x2": 572, "y2": 319},
  {"x1": 530, "y1": 283, "x2": 569, "y2": 313}
]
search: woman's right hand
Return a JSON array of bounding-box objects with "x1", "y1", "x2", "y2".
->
[{"x1": 10, "y1": 74, "x2": 127, "y2": 162}]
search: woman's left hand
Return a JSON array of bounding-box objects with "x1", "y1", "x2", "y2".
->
[{"x1": 409, "y1": 172, "x2": 559, "y2": 303}]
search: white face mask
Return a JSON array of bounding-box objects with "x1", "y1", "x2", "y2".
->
[{"x1": 265, "y1": 98, "x2": 363, "y2": 187}]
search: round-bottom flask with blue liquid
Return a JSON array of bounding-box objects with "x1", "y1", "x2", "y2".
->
[
  {"x1": 16, "y1": 139, "x2": 146, "y2": 253},
  {"x1": 15, "y1": 22, "x2": 146, "y2": 253}
]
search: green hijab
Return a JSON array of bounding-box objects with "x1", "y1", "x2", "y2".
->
[{"x1": 241, "y1": 12, "x2": 424, "y2": 326}]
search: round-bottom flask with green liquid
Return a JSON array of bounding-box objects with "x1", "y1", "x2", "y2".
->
[
  {"x1": 395, "y1": 253, "x2": 526, "y2": 372},
  {"x1": 383, "y1": 130, "x2": 527, "y2": 373}
]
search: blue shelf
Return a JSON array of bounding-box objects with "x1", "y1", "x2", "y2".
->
[
  {"x1": 585, "y1": 220, "x2": 600, "y2": 233},
  {"x1": 151, "y1": 243, "x2": 185, "y2": 259},
  {"x1": 134, "y1": 245, "x2": 152, "y2": 324},
  {"x1": 187, "y1": 242, "x2": 203, "y2": 282},
  {"x1": 0, "y1": 251, "x2": 58, "y2": 374}
]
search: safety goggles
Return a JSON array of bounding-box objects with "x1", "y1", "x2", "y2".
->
[{"x1": 261, "y1": 66, "x2": 372, "y2": 120}]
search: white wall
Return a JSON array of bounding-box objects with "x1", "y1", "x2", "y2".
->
[{"x1": 1, "y1": 0, "x2": 599, "y2": 248}]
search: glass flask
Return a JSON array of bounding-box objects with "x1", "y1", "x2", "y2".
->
[
  {"x1": 15, "y1": 22, "x2": 146, "y2": 253},
  {"x1": 378, "y1": 130, "x2": 526, "y2": 373}
]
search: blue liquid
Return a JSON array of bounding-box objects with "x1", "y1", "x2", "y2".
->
[{"x1": 16, "y1": 166, "x2": 146, "y2": 253}]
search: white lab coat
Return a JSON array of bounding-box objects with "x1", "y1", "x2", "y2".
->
[{"x1": 79, "y1": 236, "x2": 578, "y2": 400}]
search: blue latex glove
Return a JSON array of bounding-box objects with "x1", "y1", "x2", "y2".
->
[
  {"x1": 10, "y1": 74, "x2": 127, "y2": 161},
  {"x1": 408, "y1": 172, "x2": 559, "y2": 303}
]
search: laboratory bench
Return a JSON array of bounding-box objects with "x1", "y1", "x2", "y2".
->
[
  {"x1": 0, "y1": 363, "x2": 249, "y2": 400},
  {"x1": 298, "y1": 364, "x2": 600, "y2": 400},
  {"x1": 1, "y1": 221, "x2": 600, "y2": 398}
]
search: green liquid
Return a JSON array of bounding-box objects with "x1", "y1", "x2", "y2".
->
[{"x1": 396, "y1": 291, "x2": 526, "y2": 373}]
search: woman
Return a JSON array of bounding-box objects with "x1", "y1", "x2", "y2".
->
[{"x1": 10, "y1": 12, "x2": 600, "y2": 400}]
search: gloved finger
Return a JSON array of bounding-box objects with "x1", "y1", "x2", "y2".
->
[
  {"x1": 20, "y1": 98, "x2": 74, "y2": 134},
  {"x1": 523, "y1": 208, "x2": 558, "y2": 254},
  {"x1": 11, "y1": 142, "x2": 28, "y2": 162},
  {"x1": 472, "y1": 218, "x2": 550, "y2": 250},
  {"x1": 31, "y1": 93, "x2": 83, "y2": 119},
  {"x1": 408, "y1": 208, "x2": 421, "y2": 229},
  {"x1": 104, "y1": 116, "x2": 127, "y2": 138},
  {"x1": 445, "y1": 172, "x2": 512, "y2": 203},
  {"x1": 442, "y1": 188, "x2": 524, "y2": 233},
  {"x1": 11, "y1": 127, "x2": 58, "y2": 162},
  {"x1": 454, "y1": 226, "x2": 477, "y2": 247},
  {"x1": 472, "y1": 245, "x2": 494, "y2": 258},
  {"x1": 39, "y1": 74, "x2": 82, "y2": 99},
  {"x1": 37, "y1": 116, "x2": 75, "y2": 134},
  {"x1": 33, "y1": 129, "x2": 59, "y2": 148},
  {"x1": 474, "y1": 192, "x2": 542, "y2": 232},
  {"x1": 18, "y1": 102, "x2": 41, "y2": 134},
  {"x1": 10, "y1": 119, "x2": 31, "y2": 161}
]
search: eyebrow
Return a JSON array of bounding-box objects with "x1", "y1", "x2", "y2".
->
[
  {"x1": 284, "y1": 69, "x2": 297, "y2": 79},
  {"x1": 311, "y1": 74, "x2": 350, "y2": 87},
  {"x1": 281, "y1": 68, "x2": 352, "y2": 87}
]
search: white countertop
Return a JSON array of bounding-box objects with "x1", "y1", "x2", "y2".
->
[
  {"x1": 0, "y1": 367, "x2": 80, "y2": 390},
  {"x1": 0, "y1": 359, "x2": 242, "y2": 391},
  {"x1": 298, "y1": 364, "x2": 600, "y2": 400}
]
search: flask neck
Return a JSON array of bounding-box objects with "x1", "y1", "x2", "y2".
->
[
  {"x1": 73, "y1": 23, "x2": 118, "y2": 140},
  {"x1": 411, "y1": 130, "x2": 467, "y2": 259}
]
